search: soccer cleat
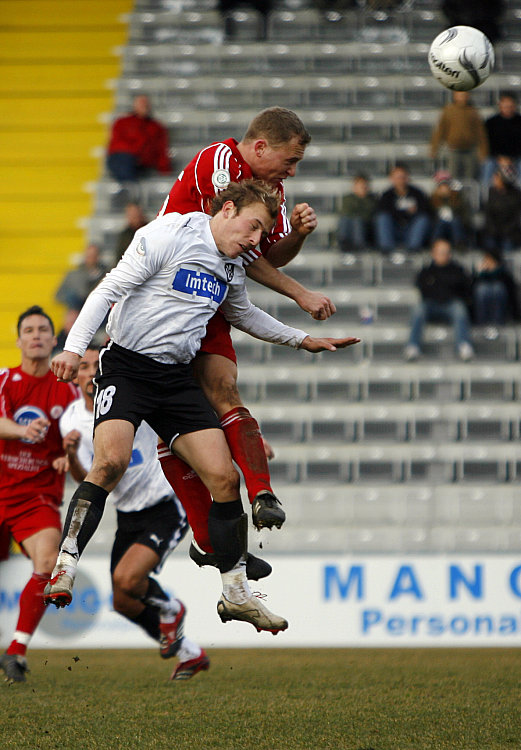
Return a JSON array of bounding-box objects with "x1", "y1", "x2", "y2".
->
[
  {"x1": 252, "y1": 491, "x2": 286, "y2": 530},
  {"x1": 159, "y1": 602, "x2": 186, "y2": 659},
  {"x1": 43, "y1": 570, "x2": 75, "y2": 608},
  {"x1": 217, "y1": 593, "x2": 288, "y2": 634},
  {"x1": 189, "y1": 541, "x2": 272, "y2": 581},
  {"x1": 170, "y1": 649, "x2": 210, "y2": 681},
  {"x1": 0, "y1": 653, "x2": 29, "y2": 683}
]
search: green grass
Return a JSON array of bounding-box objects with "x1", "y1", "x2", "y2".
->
[{"x1": 2, "y1": 648, "x2": 520, "y2": 750}]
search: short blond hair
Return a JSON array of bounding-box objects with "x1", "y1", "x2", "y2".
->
[{"x1": 210, "y1": 179, "x2": 280, "y2": 221}]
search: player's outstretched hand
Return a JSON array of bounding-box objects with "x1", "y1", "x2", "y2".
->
[
  {"x1": 297, "y1": 289, "x2": 337, "y2": 320},
  {"x1": 290, "y1": 203, "x2": 317, "y2": 237},
  {"x1": 299, "y1": 335, "x2": 361, "y2": 353},
  {"x1": 51, "y1": 350, "x2": 81, "y2": 382}
]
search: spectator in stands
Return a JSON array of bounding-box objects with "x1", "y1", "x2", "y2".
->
[
  {"x1": 55, "y1": 244, "x2": 108, "y2": 312},
  {"x1": 113, "y1": 202, "x2": 148, "y2": 265},
  {"x1": 482, "y1": 166, "x2": 521, "y2": 253},
  {"x1": 441, "y1": 0, "x2": 504, "y2": 44},
  {"x1": 483, "y1": 92, "x2": 521, "y2": 191},
  {"x1": 374, "y1": 163, "x2": 431, "y2": 255},
  {"x1": 430, "y1": 170, "x2": 471, "y2": 248},
  {"x1": 106, "y1": 95, "x2": 171, "y2": 183},
  {"x1": 405, "y1": 238, "x2": 474, "y2": 361},
  {"x1": 53, "y1": 309, "x2": 79, "y2": 357},
  {"x1": 472, "y1": 248, "x2": 521, "y2": 334},
  {"x1": 337, "y1": 174, "x2": 377, "y2": 253},
  {"x1": 431, "y1": 91, "x2": 489, "y2": 181},
  {"x1": 219, "y1": 0, "x2": 273, "y2": 41}
]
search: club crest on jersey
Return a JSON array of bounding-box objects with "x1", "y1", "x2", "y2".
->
[
  {"x1": 224, "y1": 263, "x2": 235, "y2": 282},
  {"x1": 212, "y1": 168, "x2": 230, "y2": 190},
  {"x1": 172, "y1": 266, "x2": 227, "y2": 305}
]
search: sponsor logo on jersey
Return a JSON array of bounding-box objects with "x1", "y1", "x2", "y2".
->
[
  {"x1": 13, "y1": 405, "x2": 48, "y2": 443},
  {"x1": 224, "y1": 263, "x2": 235, "y2": 282},
  {"x1": 172, "y1": 266, "x2": 227, "y2": 304},
  {"x1": 212, "y1": 168, "x2": 230, "y2": 189},
  {"x1": 136, "y1": 237, "x2": 146, "y2": 256}
]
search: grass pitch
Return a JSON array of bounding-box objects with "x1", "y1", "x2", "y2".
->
[{"x1": 1, "y1": 648, "x2": 520, "y2": 750}]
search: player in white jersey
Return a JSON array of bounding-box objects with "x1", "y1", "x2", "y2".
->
[
  {"x1": 44, "y1": 181, "x2": 359, "y2": 634},
  {"x1": 58, "y1": 347, "x2": 208, "y2": 680}
]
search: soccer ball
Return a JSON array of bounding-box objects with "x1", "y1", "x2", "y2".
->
[{"x1": 428, "y1": 26, "x2": 494, "y2": 91}]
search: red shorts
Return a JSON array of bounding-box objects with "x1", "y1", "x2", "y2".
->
[
  {"x1": 199, "y1": 310, "x2": 237, "y2": 365},
  {"x1": 0, "y1": 495, "x2": 61, "y2": 550}
]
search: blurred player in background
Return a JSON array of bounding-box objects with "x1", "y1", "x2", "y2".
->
[
  {"x1": 157, "y1": 107, "x2": 334, "y2": 565},
  {"x1": 57, "y1": 347, "x2": 208, "y2": 680},
  {"x1": 0, "y1": 306, "x2": 78, "y2": 682}
]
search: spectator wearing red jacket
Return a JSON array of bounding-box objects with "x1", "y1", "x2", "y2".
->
[{"x1": 107, "y1": 95, "x2": 171, "y2": 182}]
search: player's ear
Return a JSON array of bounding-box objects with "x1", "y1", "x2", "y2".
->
[
  {"x1": 15, "y1": 337, "x2": 21, "y2": 351},
  {"x1": 221, "y1": 200, "x2": 237, "y2": 219},
  {"x1": 253, "y1": 139, "x2": 267, "y2": 157}
]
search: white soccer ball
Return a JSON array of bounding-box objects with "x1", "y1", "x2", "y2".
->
[{"x1": 428, "y1": 26, "x2": 494, "y2": 91}]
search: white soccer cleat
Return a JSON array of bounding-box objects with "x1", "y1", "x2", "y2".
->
[
  {"x1": 217, "y1": 593, "x2": 288, "y2": 634},
  {"x1": 43, "y1": 552, "x2": 78, "y2": 608}
]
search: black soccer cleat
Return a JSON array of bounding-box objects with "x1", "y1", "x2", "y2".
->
[
  {"x1": 0, "y1": 653, "x2": 29, "y2": 683},
  {"x1": 189, "y1": 541, "x2": 272, "y2": 580},
  {"x1": 252, "y1": 491, "x2": 286, "y2": 531}
]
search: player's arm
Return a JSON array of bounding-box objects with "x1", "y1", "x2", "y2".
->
[
  {"x1": 222, "y1": 284, "x2": 359, "y2": 351},
  {"x1": 245, "y1": 255, "x2": 335, "y2": 321},
  {"x1": 61, "y1": 429, "x2": 88, "y2": 483},
  {"x1": 52, "y1": 234, "x2": 166, "y2": 380},
  {"x1": 261, "y1": 202, "x2": 318, "y2": 268},
  {"x1": 0, "y1": 416, "x2": 49, "y2": 443}
]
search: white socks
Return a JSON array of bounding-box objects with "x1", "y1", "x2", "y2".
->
[{"x1": 221, "y1": 557, "x2": 251, "y2": 604}]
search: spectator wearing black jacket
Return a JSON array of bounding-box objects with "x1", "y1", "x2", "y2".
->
[
  {"x1": 375, "y1": 164, "x2": 431, "y2": 255},
  {"x1": 483, "y1": 167, "x2": 521, "y2": 253},
  {"x1": 483, "y1": 93, "x2": 521, "y2": 190},
  {"x1": 473, "y1": 249, "x2": 521, "y2": 332},
  {"x1": 405, "y1": 239, "x2": 474, "y2": 361}
]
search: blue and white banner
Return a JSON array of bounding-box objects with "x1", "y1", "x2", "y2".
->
[{"x1": 2, "y1": 554, "x2": 521, "y2": 648}]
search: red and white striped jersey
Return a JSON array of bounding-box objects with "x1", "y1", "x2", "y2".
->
[{"x1": 158, "y1": 138, "x2": 291, "y2": 264}]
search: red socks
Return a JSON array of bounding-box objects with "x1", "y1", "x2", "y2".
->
[
  {"x1": 7, "y1": 572, "x2": 50, "y2": 657},
  {"x1": 158, "y1": 443, "x2": 213, "y2": 552},
  {"x1": 220, "y1": 407, "x2": 273, "y2": 504}
]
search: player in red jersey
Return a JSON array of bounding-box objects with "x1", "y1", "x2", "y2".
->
[
  {"x1": 156, "y1": 107, "x2": 334, "y2": 559},
  {"x1": 0, "y1": 306, "x2": 78, "y2": 682}
]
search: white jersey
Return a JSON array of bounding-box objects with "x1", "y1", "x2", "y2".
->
[
  {"x1": 64, "y1": 211, "x2": 307, "y2": 364},
  {"x1": 60, "y1": 397, "x2": 183, "y2": 514}
]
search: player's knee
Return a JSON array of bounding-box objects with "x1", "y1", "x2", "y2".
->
[
  {"x1": 205, "y1": 463, "x2": 240, "y2": 500},
  {"x1": 112, "y1": 569, "x2": 141, "y2": 603},
  {"x1": 92, "y1": 453, "x2": 128, "y2": 487}
]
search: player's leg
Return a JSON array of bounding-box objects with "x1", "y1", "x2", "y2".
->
[
  {"x1": 0, "y1": 505, "x2": 61, "y2": 682},
  {"x1": 157, "y1": 442, "x2": 273, "y2": 581},
  {"x1": 172, "y1": 428, "x2": 288, "y2": 634},
  {"x1": 192, "y1": 351, "x2": 286, "y2": 530},
  {"x1": 44, "y1": 419, "x2": 135, "y2": 608},
  {"x1": 111, "y1": 503, "x2": 208, "y2": 679}
]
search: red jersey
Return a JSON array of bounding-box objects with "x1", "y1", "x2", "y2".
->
[
  {"x1": 108, "y1": 113, "x2": 171, "y2": 174},
  {"x1": 158, "y1": 138, "x2": 291, "y2": 264},
  {"x1": 0, "y1": 367, "x2": 78, "y2": 504}
]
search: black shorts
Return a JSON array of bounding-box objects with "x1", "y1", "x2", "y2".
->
[
  {"x1": 95, "y1": 342, "x2": 220, "y2": 447},
  {"x1": 110, "y1": 497, "x2": 188, "y2": 575}
]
